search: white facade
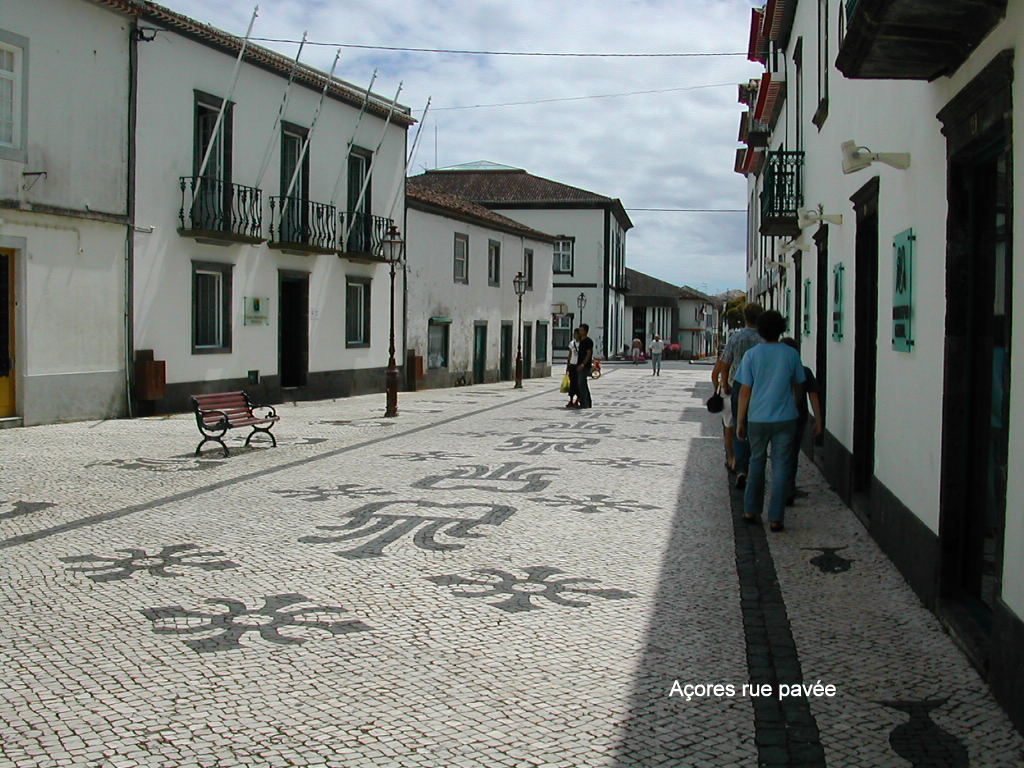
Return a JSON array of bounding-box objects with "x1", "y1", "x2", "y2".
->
[
  {"x1": 677, "y1": 296, "x2": 717, "y2": 359},
  {"x1": 0, "y1": 0, "x2": 131, "y2": 425},
  {"x1": 490, "y1": 207, "x2": 628, "y2": 359},
  {"x1": 736, "y1": 0, "x2": 1024, "y2": 728},
  {"x1": 130, "y1": 7, "x2": 410, "y2": 411},
  {"x1": 405, "y1": 190, "x2": 553, "y2": 386}
]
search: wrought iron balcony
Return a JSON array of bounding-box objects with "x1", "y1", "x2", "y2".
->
[
  {"x1": 760, "y1": 151, "x2": 803, "y2": 237},
  {"x1": 837, "y1": 0, "x2": 1007, "y2": 80},
  {"x1": 178, "y1": 177, "x2": 263, "y2": 244},
  {"x1": 268, "y1": 196, "x2": 337, "y2": 255},
  {"x1": 339, "y1": 211, "x2": 393, "y2": 260}
]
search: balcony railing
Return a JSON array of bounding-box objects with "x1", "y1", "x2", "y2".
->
[
  {"x1": 268, "y1": 196, "x2": 337, "y2": 255},
  {"x1": 178, "y1": 177, "x2": 263, "y2": 244},
  {"x1": 837, "y1": 0, "x2": 1007, "y2": 80},
  {"x1": 760, "y1": 151, "x2": 803, "y2": 237},
  {"x1": 339, "y1": 211, "x2": 393, "y2": 258}
]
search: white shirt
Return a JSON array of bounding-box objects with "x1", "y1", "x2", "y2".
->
[
  {"x1": 649, "y1": 339, "x2": 665, "y2": 355},
  {"x1": 568, "y1": 339, "x2": 579, "y2": 365}
]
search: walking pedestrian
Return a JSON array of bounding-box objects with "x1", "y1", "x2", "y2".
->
[
  {"x1": 631, "y1": 338, "x2": 643, "y2": 365},
  {"x1": 711, "y1": 303, "x2": 764, "y2": 489},
  {"x1": 649, "y1": 335, "x2": 665, "y2": 376},
  {"x1": 780, "y1": 337, "x2": 823, "y2": 504},
  {"x1": 734, "y1": 310, "x2": 805, "y2": 532},
  {"x1": 716, "y1": 346, "x2": 736, "y2": 472},
  {"x1": 566, "y1": 328, "x2": 581, "y2": 408},
  {"x1": 576, "y1": 324, "x2": 594, "y2": 409}
]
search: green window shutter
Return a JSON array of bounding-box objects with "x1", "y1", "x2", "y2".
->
[
  {"x1": 832, "y1": 263, "x2": 845, "y2": 341},
  {"x1": 892, "y1": 228, "x2": 914, "y2": 352},
  {"x1": 786, "y1": 288, "x2": 792, "y2": 331},
  {"x1": 803, "y1": 279, "x2": 812, "y2": 336}
]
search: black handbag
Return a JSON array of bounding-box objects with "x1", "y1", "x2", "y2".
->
[{"x1": 706, "y1": 387, "x2": 724, "y2": 414}]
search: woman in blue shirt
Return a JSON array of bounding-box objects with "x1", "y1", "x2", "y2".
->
[{"x1": 734, "y1": 310, "x2": 805, "y2": 531}]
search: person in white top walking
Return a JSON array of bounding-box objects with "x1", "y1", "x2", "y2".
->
[
  {"x1": 565, "y1": 328, "x2": 581, "y2": 407},
  {"x1": 648, "y1": 335, "x2": 666, "y2": 376}
]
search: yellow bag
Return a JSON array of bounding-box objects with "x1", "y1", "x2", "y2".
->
[{"x1": 560, "y1": 373, "x2": 571, "y2": 393}]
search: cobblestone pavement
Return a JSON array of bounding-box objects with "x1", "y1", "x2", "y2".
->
[{"x1": 2, "y1": 364, "x2": 1022, "y2": 767}]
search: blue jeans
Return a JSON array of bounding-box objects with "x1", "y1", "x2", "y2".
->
[
  {"x1": 651, "y1": 354, "x2": 662, "y2": 375},
  {"x1": 745, "y1": 419, "x2": 798, "y2": 523},
  {"x1": 731, "y1": 389, "x2": 750, "y2": 474}
]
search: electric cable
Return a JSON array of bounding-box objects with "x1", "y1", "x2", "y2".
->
[
  {"x1": 427, "y1": 82, "x2": 735, "y2": 111},
  {"x1": 249, "y1": 38, "x2": 747, "y2": 58}
]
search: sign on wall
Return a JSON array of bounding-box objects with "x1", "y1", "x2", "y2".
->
[
  {"x1": 892, "y1": 229, "x2": 915, "y2": 352},
  {"x1": 803, "y1": 279, "x2": 812, "y2": 336},
  {"x1": 244, "y1": 297, "x2": 270, "y2": 326},
  {"x1": 832, "y1": 263, "x2": 845, "y2": 341}
]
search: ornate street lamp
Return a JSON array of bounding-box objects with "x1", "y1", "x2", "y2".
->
[
  {"x1": 577, "y1": 291, "x2": 587, "y2": 327},
  {"x1": 513, "y1": 271, "x2": 527, "y2": 389},
  {"x1": 380, "y1": 224, "x2": 405, "y2": 417}
]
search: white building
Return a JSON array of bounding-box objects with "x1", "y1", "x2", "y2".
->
[
  {"x1": 0, "y1": 0, "x2": 135, "y2": 426},
  {"x1": 735, "y1": 0, "x2": 1024, "y2": 731},
  {"x1": 677, "y1": 286, "x2": 720, "y2": 359},
  {"x1": 405, "y1": 183, "x2": 553, "y2": 386},
  {"x1": 131, "y1": 2, "x2": 412, "y2": 412},
  {"x1": 407, "y1": 162, "x2": 632, "y2": 360}
]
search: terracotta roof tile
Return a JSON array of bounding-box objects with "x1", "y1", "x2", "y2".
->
[
  {"x1": 406, "y1": 183, "x2": 555, "y2": 242},
  {"x1": 408, "y1": 167, "x2": 633, "y2": 230}
]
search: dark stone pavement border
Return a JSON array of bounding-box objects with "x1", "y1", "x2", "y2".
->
[{"x1": 729, "y1": 482, "x2": 827, "y2": 768}]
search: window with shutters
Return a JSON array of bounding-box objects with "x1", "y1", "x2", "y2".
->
[
  {"x1": 892, "y1": 229, "x2": 915, "y2": 352},
  {"x1": 536, "y1": 322, "x2": 548, "y2": 362},
  {"x1": 192, "y1": 261, "x2": 233, "y2": 353},
  {"x1": 345, "y1": 277, "x2": 371, "y2": 347},
  {"x1": 488, "y1": 240, "x2": 501, "y2": 286},
  {"x1": 454, "y1": 233, "x2": 469, "y2": 284},
  {"x1": 0, "y1": 36, "x2": 24, "y2": 156}
]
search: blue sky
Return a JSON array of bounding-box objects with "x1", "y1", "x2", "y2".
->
[{"x1": 165, "y1": 0, "x2": 761, "y2": 294}]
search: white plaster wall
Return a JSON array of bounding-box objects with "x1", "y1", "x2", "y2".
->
[
  {"x1": 405, "y1": 206, "x2": 553, "y2": 378},
  {"x1": 747, "y1": 2, "x2": 1024, "y2": 616},
  {"x1": 132, "y1": 27, "x2": 406, "y2": 385},
  {"x1": 0, "y1": 0, "x2": 130, "y2": 213},
  {"x1": 490, "y1": 207, "x2": 609, "y2": 351}
]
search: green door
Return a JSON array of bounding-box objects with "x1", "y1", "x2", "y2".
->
[{"x1": 473, "y1": 325, "x2": 487, "y2": 384}]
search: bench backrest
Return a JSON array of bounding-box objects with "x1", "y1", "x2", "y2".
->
[{"x1": 191, "y1": 391, "x2": 253, "y2": 426}]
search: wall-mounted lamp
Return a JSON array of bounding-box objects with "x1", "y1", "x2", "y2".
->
[
  {"x1": 841, "y1": 140, "x2": 910, "y2": 174},
  {"x1": 798, "y1": 207, "x2": 843, "y2": 228}
]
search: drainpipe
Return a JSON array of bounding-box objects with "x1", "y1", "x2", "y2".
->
[{"x1": 123, "y1": 15, "x2": 139, "y2": 418}]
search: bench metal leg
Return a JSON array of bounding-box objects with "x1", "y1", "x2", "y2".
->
[
  {"x1": 196, "y1": 436, "x2": 230, "y2": 458},
  {"x1": 245, "y1": 425, "x2": 277, "y2": 448}
]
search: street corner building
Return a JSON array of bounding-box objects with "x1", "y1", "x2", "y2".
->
[
  {"x1": 405, "y1": 182, "x2": 554, "y2": 388},
  {"x1": 734, "y1": 0, "x2": 1024, "y2": 732},
  {"x1": 1, "y1": 0, "x2": 416, "y2": 425},
  {"x1": 407, "y1": 162, "x2": 632, "y2": 361}
]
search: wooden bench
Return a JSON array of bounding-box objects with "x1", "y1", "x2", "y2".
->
[{"x1": 190, "y1": 391, "x2": 279, "y2": 457}]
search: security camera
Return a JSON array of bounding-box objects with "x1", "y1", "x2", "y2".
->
[{"x1": 841, "y1": 140, "x2": 910, "y2": 174}]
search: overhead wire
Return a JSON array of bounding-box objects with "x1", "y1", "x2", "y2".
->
[
  {"x1": 426, "y1": 82, "x2": 735, "y2": 111},
  {"x1": 248, "y1": 38, "x2": 746, "y2": 58}
]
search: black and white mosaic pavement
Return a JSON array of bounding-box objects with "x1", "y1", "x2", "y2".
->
[{"x1": 1, "y1": 367, "x2": 1022, "y2": 767}]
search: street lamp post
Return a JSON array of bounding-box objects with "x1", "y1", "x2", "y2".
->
[
  {"x1": 381, "y1": 224, "x2": 405, "y2": 418},
  {"x1": 577, "y1": 291, "x2": 587, "y2": 327},
  {"x1": 513, "y1": 271, "x2": 527, "y2": 389}
]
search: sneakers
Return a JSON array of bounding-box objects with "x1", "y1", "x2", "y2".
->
[{"x1": 735, "y1": 473, "x2": 747, "y2": 490}]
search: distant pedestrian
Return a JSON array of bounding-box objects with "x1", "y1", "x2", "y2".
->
[
  {"x1": 711, "y1": 303, "x2": 764, "y2": 489},
  {"x1": 575, "y1": 324, "x2": 594, "y2": 409},
  {"x1": 566, "y1": 328, "x2": 581, "y2": 408},
  {"x1": 780, "y1": 337, "x2": 823, "y2": 505},
  {"x1": 649, "y1": 335, "x2": 665, "y2": 376},
  {"x1": 631, "y1": 338, "x2": 643, "y2": 365},
  {"x1": 735, "y1": 310, "x2": 804, "y2": 532}
]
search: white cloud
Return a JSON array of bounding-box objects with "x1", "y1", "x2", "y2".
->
[{"x1": 164, "y1": 0, "x2": 761, "y2": 293}]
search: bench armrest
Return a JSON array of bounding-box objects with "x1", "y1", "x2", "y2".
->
[
  {"x1": 195, "y1": 408, "x2": 230, "y2": 434},
  {"x1": 249, "y1": 403, "x2": 277, "y2": 419}
]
